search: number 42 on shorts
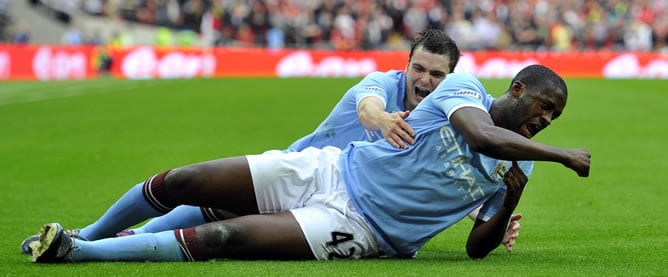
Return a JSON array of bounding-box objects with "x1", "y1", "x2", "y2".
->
[{"x1": 326, "y1": 231, "x2": 355, "y2": 259}]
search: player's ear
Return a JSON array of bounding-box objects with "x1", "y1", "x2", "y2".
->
[{"x1": 510, "y1": 81, "x2": 526, "y2": 98}]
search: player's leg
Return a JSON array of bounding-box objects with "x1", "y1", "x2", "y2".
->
[
  {"x1": 76, "y1": 156, "x2": 257, "y2": 241},
  {"x1": 179, "y1": 201, "x2": 381, "y2": 260},
  {"x1": 23, "y1": 178, "x2": 177, "y2": 252},
  {"x1": 119, "y1": 206, "x2": 236, "y2": 236},
  {"x1": 22, "y1": 161, "x2": 248, "y2": 253},
  {"x1": 32, "y1": 212, "x2": 313, "y2": 262},
  {"x1": 32, "y1": 222, "x2": 186, "y2": 263},
  {"x1": 76, "y1": 174, "x2": 174, "y2": 240},
  {"x1": 182, "y1": 212, "x2": 314, "y2": 260},
  {"x1": 160, "y1": 156, "x2": 259, "y2": 214}
]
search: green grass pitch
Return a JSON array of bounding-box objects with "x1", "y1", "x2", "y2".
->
[{"x1": 0, "y1": 76, "x2": 666, "y2": 276}]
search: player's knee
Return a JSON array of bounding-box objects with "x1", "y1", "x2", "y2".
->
[
  {"x1": 197, "y1": 223, "x2": 244, "y2": 255},
  {"x1": 163, "y1": 166, "x2": 201, "y2": 195}
]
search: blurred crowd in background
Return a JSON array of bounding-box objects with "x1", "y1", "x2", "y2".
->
[{"x1": 1, "y1": 0, "x2": 667, "y2": 52}]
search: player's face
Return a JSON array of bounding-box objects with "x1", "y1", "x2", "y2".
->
[
  {"x1": 404, "y1": 46, "x2": 450, "y2": 111},
  {"x1": 512, "y1": 87, "x2": 567, "y2": 139}
]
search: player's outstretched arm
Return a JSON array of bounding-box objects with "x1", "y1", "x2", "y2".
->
[
  {"x1": 450, "y1": 107, "x2": 590, "y2": 177},
  {"x1": 357, "y1": 97, "x2": 415, "y2": 149}
]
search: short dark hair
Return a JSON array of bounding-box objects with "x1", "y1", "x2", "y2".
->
[
  {"x1": 512, "y1": 64, "x2": 568, "y2": 97},
  {"x1": 409, "y1": 29, "x2": 461, "y2": 73}
]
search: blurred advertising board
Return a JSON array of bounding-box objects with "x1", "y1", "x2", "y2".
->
[
  {"x1": 1, "y1": 44, "x2": 667, "y2": 80},
  {"x1": 0, "y1": 44, "x2": 98, "y2": 80}
]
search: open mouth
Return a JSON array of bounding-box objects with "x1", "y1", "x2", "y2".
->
[
  {"x1": 526, "y1": 123, "x2": 540, "y2": 138},
  {"x1": 415, "y1": 87, "x2": 431, "y2": 98}
]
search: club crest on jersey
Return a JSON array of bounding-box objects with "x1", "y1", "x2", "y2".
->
[
  {"x1": 492, "y1": 161, "x2": 509, "y2": 182},
  {"x1": 453, "y1": 90, "x2": 482, "y2": 100}
]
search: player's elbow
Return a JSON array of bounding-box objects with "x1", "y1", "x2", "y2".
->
[
  {"x1": 466, "y1": 244, "x2": 491, "y2": 260},
  {"x1": 465, "y1": 235, "x2": 495, "y2": 260}
]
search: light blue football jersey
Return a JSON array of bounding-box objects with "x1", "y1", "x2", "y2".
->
[
  {"x1": 287, "y1": 70, "x2": 407, "y2": 152},
  {"x1": 340, "y1": 72, "x2": 534, "y2": 258}
]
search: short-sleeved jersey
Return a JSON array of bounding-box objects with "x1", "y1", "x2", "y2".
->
[
  {"x1": 339, "y1": 72, "x2": 534, "y2": 258},
  {"x1": 287, "y1": 70, "x2": 407, "y2": 152}
]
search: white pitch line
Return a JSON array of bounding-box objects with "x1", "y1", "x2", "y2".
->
[{"x1": 0, "y1": 79, "x2": 177, "y2": 106}]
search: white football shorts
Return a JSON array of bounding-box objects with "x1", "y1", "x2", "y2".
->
[{"x1": 247, "y1": 146, "x2": 380, "y2": 260}]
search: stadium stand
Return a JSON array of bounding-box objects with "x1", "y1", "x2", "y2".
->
[{"x1": 1, "y1": 0, "x2": 667, "y2": 52}]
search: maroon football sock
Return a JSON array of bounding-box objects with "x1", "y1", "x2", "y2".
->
[
  {"x1": 174, "y1": 227, "x2": 207, "y2": 261},
  {"x1": 200, "y1": 207, "x2": 220, "y2": 222},
  {"x1": 142, "y1": 170, "x2": 179, "y2": 213}
]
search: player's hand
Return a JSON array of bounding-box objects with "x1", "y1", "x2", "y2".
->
[
  {"x1": 502, "y1": 161, "x2": 528, "y2": 210},
  {"x1": 563, "y1": 148, "x2": 591, "y2": 177},
  {"x1": 381, "y1": 111, "x2": 415, "y2": 149},
  {"x1": 502, "y1": 213, "x2": 522, "y2": 252}
]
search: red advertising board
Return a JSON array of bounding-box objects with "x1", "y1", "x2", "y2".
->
[
  {"x1": 108, "y1": 47, "x2": 408, "y2": 79},
  {"x1": 1, "y1": 44, "x2": 667, "y2": 80},
  {"x1": 455, "y1": 51, "x2": 668, "y2": 79},
  {"x1": 0, "y1": 44, "x2": 99, "y2": 80}
]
